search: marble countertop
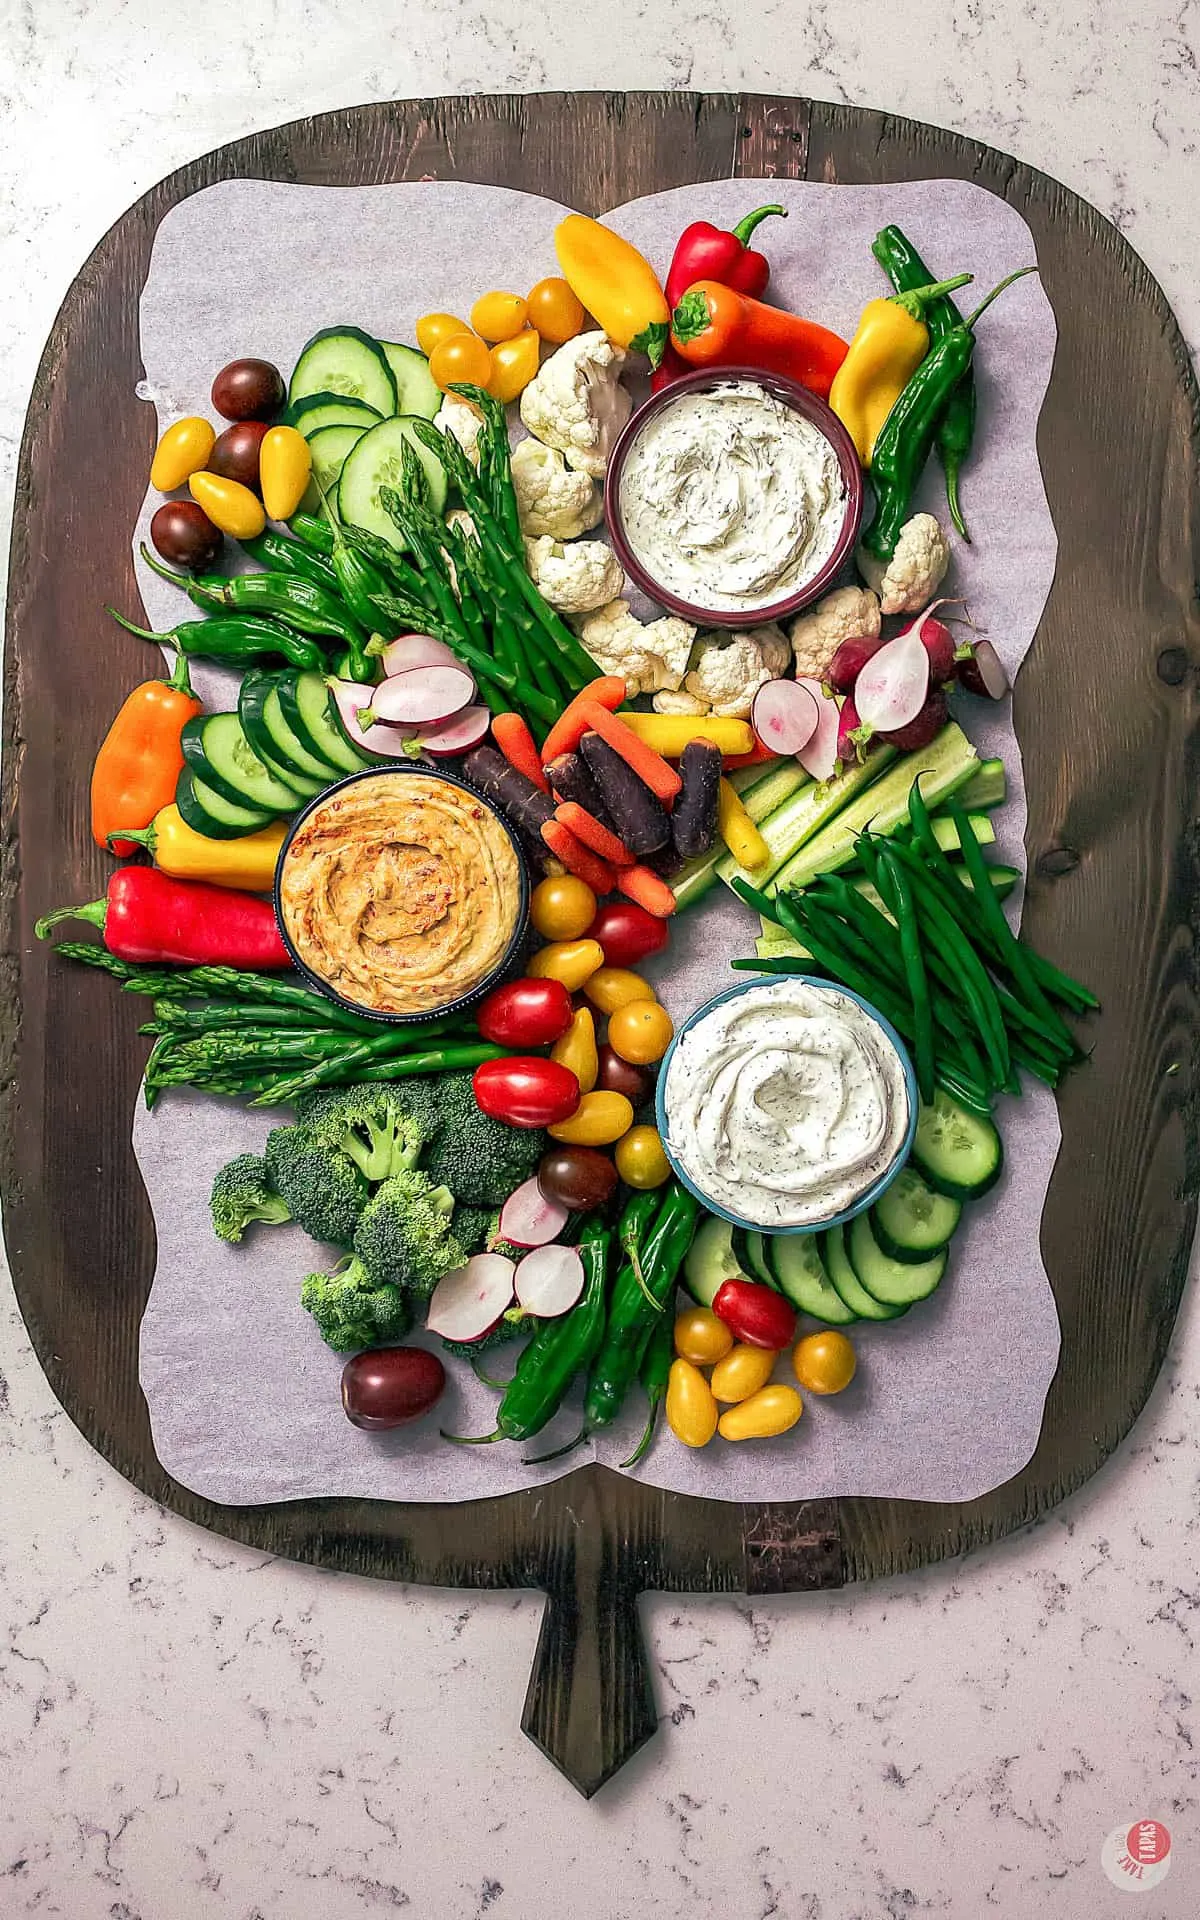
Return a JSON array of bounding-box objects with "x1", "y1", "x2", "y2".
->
[{"x1": 3, "y1": 7, "x2": 1198, "y2": 1916}]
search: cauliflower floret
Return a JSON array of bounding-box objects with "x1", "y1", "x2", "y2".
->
[
  {"x1": 510, "y1": 438, "x2": 604, "y2": 539},
  {"x1": 523, "y1": 536, "x2": 625, "y2": 616},
  {"x1": 788, "y1": 586, "x2": 881, "y2": 679},
  {"x1": 858, "y1": 513, "x2": 951, "y2": 615},
  {"x1": 519, "y1": 331, "x2": 632, "y2": 478},
  {"x1": 445, "y1": 507, "x2": 477, "y2": 541},
  {"x1": 651, "y1": 688, "x2": 710, "y2": 716},
  {"x1": 670, "y1": 625, "x2": 790, "y2": 719},
  {"x1": 576, "y1": 599, "x2": 696, "y2": 697},
  {"x1": 433, "y1": 393, "x2": 484, "y2": 468}
]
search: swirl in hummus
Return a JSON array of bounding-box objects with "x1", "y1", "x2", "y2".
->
[{"x1": 278, "y1": 771, "x2": 522, "y2": 1017}]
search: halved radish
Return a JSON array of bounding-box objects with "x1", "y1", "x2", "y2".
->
[
  {"x1": 827, "y1": 630, "x2": 886, "y2": 694},
  {"x1": 499, "y1": 1176, "x2": 570, "y2": 1249},
  {"x1": 751, "y1": 679, "x2": 820, "y2": 756},
  {"x1": 835, "y1": 693, "x2": 863, "y2": 770},
  {"x1": 364, "y1": 664, "x2": 476, "y2": 728},
  {"x1": 378, "y1": 633, "x2": 462, "y2": 677},
  {"x1": 513, "y1": 1243, "x2": 585, "y2": 1317},
  {"x1": 795, "y1": 677, "x2": 841, "y2": 781},
  {"x1": 957, "y1": 638, "x2": 1010, "y2": 700},
  {"x1": 852, "y1": 623, "x2": 931, "y2": 738},
  {"x1": 414, "y1": 705, "x2": 491, "y2": 759},
  {"x1": 425, "y1": 1253, "x2": 516, "y2": 1342},
  {"x1": 878, "y1": 686, "x2": 948, "y2": 750},
  {"x1": 328, "y1": 678, "x2": 418, "y2": 758}
]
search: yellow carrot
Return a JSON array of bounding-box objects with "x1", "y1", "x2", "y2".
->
[{"x1": 616, "y1": 713, "x2": 755, "y2": 758}]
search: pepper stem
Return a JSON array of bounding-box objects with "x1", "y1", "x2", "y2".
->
[
  {"x1": 731, "y1": 203, "x2": 787, "y2": 246},
  {"x1": 106, "y1": 606, "x2": 165, "y2": 645},
  {"x1": 138, "y1": 542, "x2": 185, "y2": 588},
  {"x1": 439, "y1": 1427, "x2": 505, "y2": 1445},
  {"x1": 522, "y1": 1428, "x2": 587, "y2": 1467},
  {"x1": 892, "y1": 273, "x2": 973, "y2": 320},
  {"x1": 619, "y1": 1400, "x2": 661, "y2": 1471},
  {"x1": 166, "y1": 645, "x2": 195, "y2": 696},
  {"x1": 35, "y1": 899, "x2": 108, "y2": 939},
  {"x1": 944, "y1": 455, "x2": 970, "y2": 541},
  {"x1": 964, "y1": 265, "x2": 1037, "y2": 330},
  {"x1": 106, "y1": 826, "x2": 156, "y2": 855}
]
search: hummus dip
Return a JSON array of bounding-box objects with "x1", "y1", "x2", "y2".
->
[
  {"x1": 662, "y1": 978, "x2": 910, "y2": 1228},
  {"x1": 617, "y1": 378, "x2": 847, "y2": 613},
  {"x1": 278, "y1": 771, "x2": 522, "y2": 1017}
]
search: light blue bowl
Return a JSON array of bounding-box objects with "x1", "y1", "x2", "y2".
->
[{"x1": 654, "y1": 974, "x2": 918, "y2": 1237}]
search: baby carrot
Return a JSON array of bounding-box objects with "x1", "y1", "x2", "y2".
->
[
  {"x1": 555, "y1": 801, "x2": 635, "y2": 867},
  {"x1": 539, "y1": 677, "x2": 627, "y2": 764},
  {"x1": 492, "y1": 712, "x2": 550, "y2": 792},
  {"x1": 616, "y1": 864, "x2": 678, "y2": 918},
  {"x1": 541, "y1": 818, "x2": 618, "y2": 896}
]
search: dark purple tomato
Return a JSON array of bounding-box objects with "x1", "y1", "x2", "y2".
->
[
  {"x1": 208, "y1": 419, "x2": 270, "y2": 491},
  {"x1": 150, "y1": 499, "x2": 222, "y2": 570},
  {"x1": 211, "y1": 357, "x2": 285, "y2": 422},
  {"x1": 340, "y1": 1346, "x2": 446, "y2": 1431},
  {"x1": 595, "y1": 1044, "x2": 655, "y2": 1106},
  {"x1": 537, "y1": 1144, "x2": 618, "y2": 1213}
]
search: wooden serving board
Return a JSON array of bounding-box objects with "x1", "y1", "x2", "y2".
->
[{"x1": 4, "y1": 93, "x2": 1199, "y2": 1799}]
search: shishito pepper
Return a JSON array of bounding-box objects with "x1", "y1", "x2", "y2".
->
[
  {"x1": 670, "y1": 281, "x2": 849, "y2": 400},
  {"x1": 554, "y1": 215, "x2": 671, "y2": 366},
  {"x1": 110, "y1": 804, "x2": 287, "y2": 890},
  {"x1": 872, "y1": 224, "x2": 978, "y2": 537},
  {"x1": 664, "y1": 204, "x2": 786, "y2": 308},
  {"x1": 90, "y1": 649, "x2": 202, "y2": 857},
  {"x1": 828, "y1": 273, "x2": 973, "y2": 468}
]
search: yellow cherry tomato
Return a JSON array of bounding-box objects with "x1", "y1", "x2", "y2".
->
[
  {"x1": 416, "y1": 312, "x2": 472, "y2": 355},
  {"x1": 608, "y1": 999, "x2": 674, "y2": 1065},
  {"x1": 429, "y1": 331, "x2": 493, "y2": 393},
  {"x1": 674, "y1": 1307, "x2": 733, "y2": 1368},
  {"x1": 526, "y1": 937, "x2": 605, "y2": 992},
  {"x1": 550, "y1": 1005, "x2": 599, "y2": 1095},
  {"x1": 792, "y1": 1329, "x2": 857, "y2": 1396},
  {"x1": 187, "y1": 470, "x2": 265, "y2": 539},
  {"x1": 614, "y1": 1124, "x2": 671, "y2": 1190},
  {"x1": 718, "y1": 1384, "x2": 804, "y2": 1441},
  {"x1": 583, "y1": 966, "x2": 655, "y2": 1015},
  {"x1": 471, "y1": 290, "x2": 529, "y2": 342},
  {"x1": 258, "y1": 425, "x2": 312, "y2": 521},
  {"x1": 666, "y1": 1358, "x2": 719, "y2": 1448},
  {"x1": 710, "y1": 1343, "x2": 778, "y2": 1405},
  {"x1": 489, "y1": 329, "x2": 541, "y2": 402},
  {"x1": 150, "y1": 415, "x2": 216, "y2": 492},
  {"x1": 527, "y1": 276, "x2": 587, "y2": 345},
  {"x1": 531, "y1": 874, "x2": 597, "y2": 941},
  {"x1": 548, "y1": 1090, "x2": 634, "y2": 1146}
]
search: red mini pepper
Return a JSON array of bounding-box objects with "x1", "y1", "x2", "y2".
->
[
  {"x1": 671, "y1": 280, "x2": 850, "y2": 400},
  {"x1": 36, "y1": 867, "x2": 291, "y2": 969},
  {"x1": 664, "y1": 204, "x2": 786, "y2": 309},
  {"x1": 712, "y1": 1277, "x2": 798, "y2": 1350}
]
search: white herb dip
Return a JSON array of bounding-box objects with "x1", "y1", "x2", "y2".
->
[
  {"x1": 662, "y1": 978, "x2": 910, "y2": 1228},
  {"x1": 617, "y1": 378, "x2": 847, "y2": 612}
]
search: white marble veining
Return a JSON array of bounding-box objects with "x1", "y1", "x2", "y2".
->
[{"x1": 2, "y1": 5, "x2": 1199, "y2": 1915}]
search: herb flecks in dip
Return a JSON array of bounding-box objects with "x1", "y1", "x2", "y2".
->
[
  {"x1": 662, "y1": 978, "x2": 910, "y2": 1228},
  {"x1": 279, "y1": 771, "x2": 522, "y2": 1017},
  {"x1": 618, "y1": 378, "x2": 847, "y2": 613}
]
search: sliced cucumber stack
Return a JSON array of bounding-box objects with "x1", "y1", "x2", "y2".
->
[
  {"x1": 684, "y1": 1215, "x2": 748, "y2": 1308},
  {"x1": 279, "y1": 671, "x2": 371, "y2": 775},
  {"x1": 770, "y1": 1232, "x2": 857, "y2": 1325},
  {"x1": 873, "y1": 1166, "x2": 961, "y2": 1262},
  {"x1": 176, "y1": 766, "x2": 275, "y2": 840},
  {"x1": 848, "y1": 1211, "x2": 947, "y2": 1309},
  {"x1": 912, "y1": 1091, "x2": 1003, "y2": 1199},
  {"x1": 181, "y1": 712, "x2": 311, "y2": 816},
  {"x1": 338, "y1": 416, "x2": 450, "y2": 549},
  {"x1": 822, "y1": 1222, "x2": 907, "y2": 1322},
  {"x1": 289, "y1": 326, "x2": 398, "y2": 418}
]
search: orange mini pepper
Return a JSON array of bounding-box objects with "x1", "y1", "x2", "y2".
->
[
  {"x1": 670, "y1": 280, "x2": 850, "y2": 401},
  {"x1": 91, "y1": 651, "x2": 203, "y2": 857}
]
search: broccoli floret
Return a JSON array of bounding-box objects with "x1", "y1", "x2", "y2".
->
[
  {"x1": 352, "y1": 1168, "x2": 466, "y2": 1299},
  {"x1": 264, "y1": 1125, "x2": 368, "y2": 1249},
  {"x1": 452, "y1": 1204, "x2": 500, "y2": 1256},
  {"x1": 298, "y1": 1084, "x2": 427, "y2": 1184},
  {"x1": 406, "y1": 1071, "x2": 546, "y2": 1207},
  {"x1": 300, "y1": 1260, "x2": 414, "y2": 1353},
  {"x1": 209, "y1": 1153, "x2": 291, "y2": 1244},
  {"x1": 440, "y1": 1305, "x2": 532, "y2": 1361}
]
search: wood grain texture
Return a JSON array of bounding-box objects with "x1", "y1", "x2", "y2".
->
[{"x1": 3, "y1": 92, "x2": 1198, "y2": 1794}]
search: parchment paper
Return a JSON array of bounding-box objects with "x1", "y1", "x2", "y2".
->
[{"x1": 133, "y1": 176, "x2": 1061, "y2": 1506}]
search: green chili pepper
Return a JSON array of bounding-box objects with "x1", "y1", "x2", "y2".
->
[
  {"x1": 872, "y1": 225, "x2": 977, "y2": 539},
  {"x1": 862, "y1": 268, "x2": 1036, "y2": 563},
  {"x1": 241, "y1": 529, "x2": 341, "y2": 593},
  {"x1": 585, "y1": 1185, "x2": 699, "y2": 1432},
  {"x1": 106, "y1": 606, "x2": 323, "y2": 671},
  {"x1": 620, "y1": 1307, "x2": 673, "y2": 1470},
  {"x1": 618, "y1": 1189, "x2": 661, "y2": 1305},
  {"x1": 139, "y1": 543, "x2": 371, "y2": 660}
]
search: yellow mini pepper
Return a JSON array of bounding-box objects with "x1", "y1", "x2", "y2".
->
[
  {"x1": 554, "y1": 215, "x2": 670, "y2": 365},
  {"x1": 829, "y1": 272, "x2": 972, "y2": 467},
  {"x1": 111, "y1": 803, "x2": 287, "y2": 890}
]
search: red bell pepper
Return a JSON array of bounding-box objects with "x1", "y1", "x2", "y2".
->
[
  {"x1": 36, "y1": 866, "x2": 291, "y2": 969},
  {"x1": 671, "y1": 280, "x2": 849, "y2": 400},
  {"x1": 664, "y1": 204, "x2": 786, "y2": 309}
]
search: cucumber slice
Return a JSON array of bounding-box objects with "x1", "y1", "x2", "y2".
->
[
  {"x1": 956, "y1": 757, "x2": 1007, "y2": 811},
  {"x1": 181, "y1": 713, "x2": 306, "y2": 815},
  {"x1": 873, "y1": 1166, "x2": 961, "y2": 1261},
  {"x1": 338, "y1": 416, "x2": 449, "y2": 550},
  {"x1": 849, "y1": 1210, "x2": 948, "y2": 1308},
  {"x1": 239, "y1": 672, "x2": 342, "y2": 784},
  {"x1": 176, "y1": 766, "x2": 275, "y2": 840},
  {"x1": 770, "y1": 1232, "x2": 857, "y2": 1324},
  {"x1": 912, "y1": 1091, "x2": 1004, "y2": 1199},
  {"x1": 731, "y1": 1228, "x2": 778, "y2": 1289},
  {"x1": 684, "y1": 1215, "x2": 748, "y2": 1308},
  {"x1": 822, "y1": 1222, "x2": 907, "y2": 1322},
  {"x1": 379, "y1": 342, "x2": 441, "y2": 421},
  {"x1": 306, "y1": 423, "x2": 369, "y2": 499},
  {"x1": 293, "y1": 394, "x2": 383, "y2": 440},
  {"x1": 289, "y1": 326, "x2": 397, "y2": 417},
  {"x1": 280, "y1": 672, "x2": 370, "y2": 776}
]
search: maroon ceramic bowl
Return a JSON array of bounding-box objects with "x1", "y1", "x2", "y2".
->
[{"x1": 604, "y1": 365, "x2": 864, "y2": 630}]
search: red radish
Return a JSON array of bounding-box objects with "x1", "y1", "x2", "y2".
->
[
  {"x1": 513, "y1": 1243, "x2": 586, "y2": 1317},
  {"x1": 827, "y1": 630, "x2": 886, "y2": 694},
  {"x1": 751, "y1": 679, "x2": 820, "y2": 756},
  {"x1": 836, "y1": 693, "x2": 864, "y2": 769},
  {"x1": 851, "y1": 622, "x2": 931, "y2": 739},
  {"x1": 498, "y1": 1176, "x2": 570, "y2": 1249},
  {"x1": 913, "y1": 613, "x2": 957, "y2": 685},
  {"x1": 425, "y1": 1253, "x2": 516, "y2": 1341},
  {"x1": 412, "y1": 705, "x2": 491, "y2": 758},
  {"x1": 878, "y1": 686, "x2": 949, "y2": 750},
  {"x1": 365, "y1": 665, "x2": 476, "y2": 728},
  {"x1": 794, "y1": 677, "x2": 840, "y2": 780},
  {"x1": 957, "y1": 638, "x2": 1010, "y2": 700},
  {"x1": 378, "y1": 633, "x2": 462, "y2": 677},
  {"x1": 328, "y1": 678, "x2": 418, "y2": 758}
]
